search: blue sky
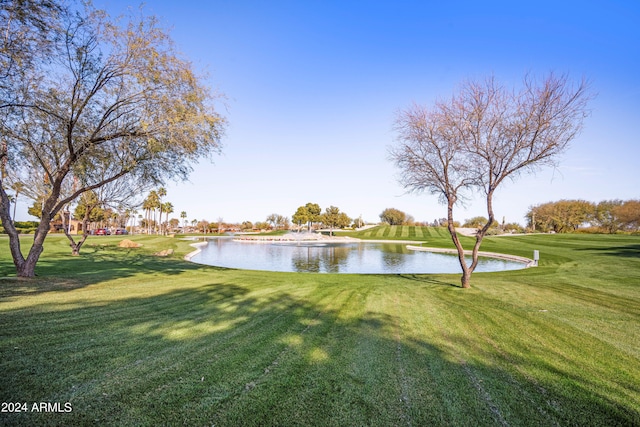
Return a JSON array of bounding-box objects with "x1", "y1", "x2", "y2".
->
[{"x1": 17, "y1": 1, "x2": 640, "y2": 225}]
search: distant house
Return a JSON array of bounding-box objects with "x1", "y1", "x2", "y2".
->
[{"x1": 49, "y1": 211, "x2": 83, "y2": 234}]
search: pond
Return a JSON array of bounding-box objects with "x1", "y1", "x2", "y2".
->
[{"x1": 188, "y1": 238, "x2": 527, "y2": 274}]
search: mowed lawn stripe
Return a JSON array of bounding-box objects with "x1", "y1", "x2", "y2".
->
[
  {"x1": 431, "y1": 284, "x2": 639, "y2": 426},
  {"x1": 387, "y1": 283, "x2": 510, "y2": 425},
  {"x1": 1, "y1": 234, "x2": 639, "y2": 426},
  {"x1": 212, "y1": 288, "x2": 367, "y2": 426}
]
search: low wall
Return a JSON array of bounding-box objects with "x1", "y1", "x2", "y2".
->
[
  {"x1": 406, "y1": 245, "x2": 536, "y2": 267},
  {"x1": 183, "y1": 240, "x2": 209, "y2": 261}
]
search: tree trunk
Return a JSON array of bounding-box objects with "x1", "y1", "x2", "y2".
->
[
  {"x1": 2, "y1": 160, "x2": 65, "y2": 277},
  {"x1": 469, "y1": 188, "x2": 496, "y2": 274},
  {"x1": 17, "y1": 184, "x2": 66, "y2": 277},
  {"x1": 1, "y1": 183, "x2": 27, "y2": 273},
  {"x1": 17, "y1": 249, "x2": 41, "y2": 276},
  {"x1": 62, "y1": 211, "x2": 90, "y2": 256},
  {"x1": 62, "y1": 201, "x2": 101, "y2": 256},
  {"x1": 445, "y1": 198, "x2": 471, "y2": 288},
  {"x1": 460, "y1": 269, "x2": 472, "y2": 288},
  {"x1": 18, "y1": 222, "x2": 50, "y2": 277}
]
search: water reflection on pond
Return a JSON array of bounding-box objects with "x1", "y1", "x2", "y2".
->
[{"x1": 189, "y1": 238, "x2": 526, "y2": 274}]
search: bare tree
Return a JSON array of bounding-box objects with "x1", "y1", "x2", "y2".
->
[
  {"x1": 0, "y1": 4, "x2": 225, "y2": 277},
  {"x1": 390, "y1": 73, "x2": 592, "y2": 288}
]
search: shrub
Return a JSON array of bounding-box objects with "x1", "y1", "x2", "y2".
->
[{"x1": 0, "y1": 221, "x2": 39, "y2": 234}]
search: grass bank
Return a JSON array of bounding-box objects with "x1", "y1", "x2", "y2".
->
[{"x1": 1, "y1": 230, "x2": 639, "y2": 426}]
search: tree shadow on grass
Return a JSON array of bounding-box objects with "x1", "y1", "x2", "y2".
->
[
  {"x1": 2, "y1": 278, "x2": 637, "y2": 426},
  {"x1": 395, "y1": 273, "x2": 460, "y2": 288},
  {"x1": 0, "y1": 246, "x2": 231, "y2": 299},
  {"x1": 575, "y1": 243, "x2": 640, "y2": 258}
]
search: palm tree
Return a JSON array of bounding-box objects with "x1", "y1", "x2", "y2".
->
[
  {"x1": 127, "y1": 209, "x2": 138, "y2": 234},
  {"x1": 157, "y1": 187, "x2": 167, "y2": 234},
  {"x1": 142, "y1": 191, "x2": 160, "y2": 234},
  {"x1": 180, "y1": 211, "x2": 187, "y2": 233},
  {"x1": 110, "y1": 211, "x2": 118, "y2": 230},
  {"x1": 142, "y1": 198, "x2": 152, "y2": 234},
  {"x1": 162, "y1": 202, "x2": 174, "y2": 234}
]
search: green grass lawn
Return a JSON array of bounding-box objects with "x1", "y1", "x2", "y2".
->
[
  {"x1": 1, "y1": 230, "x2": 639, "y2": 426},
  {"x1": 352, "y1": 225, "x2": 452, "y2": 241}
]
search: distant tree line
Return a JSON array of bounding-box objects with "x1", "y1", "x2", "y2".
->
[
  {"x1": 174, "y1": 203, "x2": 354, "y2": 235},
  {"x1": 526, "y1": 199, "x2": 640, "y2": 233}
]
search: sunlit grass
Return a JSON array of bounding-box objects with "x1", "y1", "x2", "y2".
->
[{"x1": 0, "y1": 231, "x2": 639, "y2": 426}]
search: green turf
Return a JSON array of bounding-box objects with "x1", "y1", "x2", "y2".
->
[{"x1": 1, "y1": 231, "x2": 639, "y2": 426}]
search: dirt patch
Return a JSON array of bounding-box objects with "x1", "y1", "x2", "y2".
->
[
  {"x1": 118, "y1": 239, "x2": 142, "y2": 248},
  {"x1": 154, "y1": 249, "x2": 174, "y2": 257}
]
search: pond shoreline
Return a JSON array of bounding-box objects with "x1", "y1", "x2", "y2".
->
[
  {"x1": 406, "y1": 245, "x2": 536, "y2": 267},
  {"x1": 183, "y1": 236, "x2": 531, "y2": 273},
  {"x1": 183, "y1": 240, "x2": 209, "y2": 261},
  {"x1": 231, "y1": 235, "x2": 534, "y2": 266}
]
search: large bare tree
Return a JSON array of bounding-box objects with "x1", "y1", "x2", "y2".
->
[
  {"x1": 391, "y1": 74, "x2": 591, "y2": 288},
  {"x1": 0, "y1": 3, "x2": 225, "y2": 277}
]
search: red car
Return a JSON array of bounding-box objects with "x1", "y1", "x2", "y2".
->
[{"x1": 94, "y1": 228, "x2": 111, "y2": 235}]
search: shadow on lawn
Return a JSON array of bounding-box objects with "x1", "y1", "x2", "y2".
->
[
  {"x1": 2, "y1": 279, "x2": 637, "y2": 426},
  {"x1": 576, "y1": 243, "x2": 640, "y2": 258},
  {"x1": 0, "y1": 246, "x2": 227, "y2": 299},
  {"x1": 396, "y1": 273, "x2": 460, "y2": 287}
]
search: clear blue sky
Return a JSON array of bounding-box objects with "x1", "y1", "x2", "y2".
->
[{"x1": 17, "y1": 1, "x2": 640, "y2": 225}]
